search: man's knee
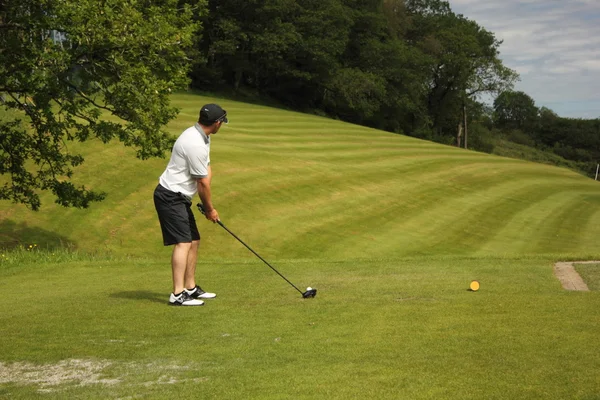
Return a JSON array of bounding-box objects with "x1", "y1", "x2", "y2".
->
[{"x1": 173, "y1": 242, "x2": 192, "y2": 252}]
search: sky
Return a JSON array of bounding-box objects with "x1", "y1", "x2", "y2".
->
[{"x1": 449, "y1": 0, "x2": 600, "y2": 119}]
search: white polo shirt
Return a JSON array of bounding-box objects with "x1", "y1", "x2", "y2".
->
[{"x1": 159, "y1": 123, "x2": 210, "y2": 199}]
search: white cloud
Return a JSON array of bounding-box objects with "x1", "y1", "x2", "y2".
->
[{"x1": 449, "y1": 0, "x2": 600, "y2": 118}]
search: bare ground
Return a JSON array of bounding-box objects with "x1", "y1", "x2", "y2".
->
[
  {"x1": 0, "y1": 359, "x2": 208, "y2": 394},
  {"x1": 0, "y1": 359, "x2": 118, "y2": 390},
  {"x1": 554, "y1": 261, "x2": 600, "y2": 291}
]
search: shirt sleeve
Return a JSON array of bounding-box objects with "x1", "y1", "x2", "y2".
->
[{"x1": 187, "y1": 144, "x2": 210, "y2": 179}]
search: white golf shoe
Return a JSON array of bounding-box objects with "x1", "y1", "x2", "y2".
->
[
  {"x1": 169, "y1": 291, "x2": 204, "y2": 306},
  {"x1": 185, "y1": 285, "x2": 217, "y2": 299}
]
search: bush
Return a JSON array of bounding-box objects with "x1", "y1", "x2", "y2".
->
[
  {"x1": 553, "y1": 144, "x2": 595, "y2": 163},
  {"x1": 467, "y1": 123, "x2": 495, "y2": 153},
  {"x1": 505, "y1": 129, "x2": 537, "y2": 147}
]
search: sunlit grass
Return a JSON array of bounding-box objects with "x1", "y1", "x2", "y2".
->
[
  {"x1": 575, "y1": 263, "x2": 600, "y2": 291},
  {"x1": 1, "y1": 92, "x2": 600, "y2": 399}
]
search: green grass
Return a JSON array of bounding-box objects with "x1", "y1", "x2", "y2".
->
[
  {"x1": 1, "y1": 254, "x2": 599, "y2": 399},
  {"x1": 3, "y1": 94, "x2": 600, "y2": 261},
  {"x1": 575, "y1": 263, "x2": 600, "y2": 291},
  {"x1": 1, "y1": 92, "x2": 600, "y2": 399}
]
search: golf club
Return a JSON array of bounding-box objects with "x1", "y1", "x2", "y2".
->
[{"x1": 197, "y1": 203, "x2": 317, "y2": 299}]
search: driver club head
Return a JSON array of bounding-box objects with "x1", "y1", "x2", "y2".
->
[{"x1": 302, "y1": 288, "x2": 317, "y2": 298}]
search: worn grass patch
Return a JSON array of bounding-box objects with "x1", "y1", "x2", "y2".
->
[{"x1": 0, "y1": 358, "x2": 208, "y2": 397}]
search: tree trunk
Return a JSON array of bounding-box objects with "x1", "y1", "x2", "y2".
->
[
  {"x1": 234, "y1": 69, "x2": 242, "y2": 92},
  {"x1": 457, "y1": 122, "x2": 463, "y2": 147},
  {"x1": 464, "y1": 103, "x2": 468, "y2": 149}
]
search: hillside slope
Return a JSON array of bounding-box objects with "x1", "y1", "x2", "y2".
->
[{"x1": 1, "y1": 93, "x2": 599, "y2": 261}]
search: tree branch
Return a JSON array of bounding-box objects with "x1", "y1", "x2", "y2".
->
[
  {"x1": 0, "y1": 23, "x2": 29, "y2": 30},
  {"x1": 59, "y1": 78, "x2": 117, "y2": 114}
]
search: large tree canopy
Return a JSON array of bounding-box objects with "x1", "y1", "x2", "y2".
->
[
  {"x1": 0, "y1": 0, "x2": 204, "y2": 210},
  {"x1": 193, "y1": 0, "x2": 517, "y2": 142},
  {"x1": 405, "y1": 0, "x2": 518, "y2": 139}
]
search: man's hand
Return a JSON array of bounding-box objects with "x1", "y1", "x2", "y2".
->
[{"x1": 205, "y1": 208, "x2": 219, "y2": 223}]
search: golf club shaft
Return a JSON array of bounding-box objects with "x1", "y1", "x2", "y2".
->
[{"x1": 216, "y1": 220, "x2": 304, "y2": 295}]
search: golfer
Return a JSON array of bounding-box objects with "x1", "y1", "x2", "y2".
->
[{"x1": 153, "y1": 103, "x2": 228, "y2": 306}]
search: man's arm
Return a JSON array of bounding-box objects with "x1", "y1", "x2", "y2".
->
[{"x1": 197, "y1": 166, "x2": 219, "y2": 222}]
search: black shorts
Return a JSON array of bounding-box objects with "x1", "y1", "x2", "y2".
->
[{"x1": 153, "y1": 184, "x2": 200, "y2": 246}]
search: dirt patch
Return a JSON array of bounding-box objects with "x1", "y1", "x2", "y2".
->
[
  {"x1": 554, "y1": 261, "x2": 600, "y2": 291},
  {"x1": 0, "y1": 359, "x2": 209, "y2": 394}
]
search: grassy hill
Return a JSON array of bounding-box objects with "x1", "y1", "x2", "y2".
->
[
  {"x1": 1, "y1": 93, "x2": 600, "y2": 399},
  {"x1": 1, "y1": 92, "x2": 599, "y2": 261}
]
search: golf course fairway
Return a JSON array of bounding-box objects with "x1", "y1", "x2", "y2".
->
[{"x1": 1, "y1": 93, "x2": 599, "y2": 399}]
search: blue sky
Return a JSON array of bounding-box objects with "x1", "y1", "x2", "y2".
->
[{"x1": 449, "y1": 0, "x2": 600, "y2": 119}]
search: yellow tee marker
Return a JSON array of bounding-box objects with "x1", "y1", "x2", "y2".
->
[{"x1": 469, "y1": 280, "x2": 480, "y2": 292}]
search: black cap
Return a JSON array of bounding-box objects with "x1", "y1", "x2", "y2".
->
[{"x1": 199, "y1": 103, "x2": 228, "y2": 125}]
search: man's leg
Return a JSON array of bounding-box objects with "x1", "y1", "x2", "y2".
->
[
  {"x1": 183, "y1": 238, "x2": 217, "y2": 299},
  {"x1": 184, "y1": 239, "x2": 200, "y2": 290},
  {"x1": 172, "y1": 242, "x2": 192, "y2": 294}
]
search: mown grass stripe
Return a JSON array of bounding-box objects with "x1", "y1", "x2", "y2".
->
[
  {"x1": 477, "y1": 190, "x2": 599, "y2": 255},
  {"x1": 2, "y1": 93, "x2": 599, "y2": 261},
  {"x1": 528, "y1": 191, "x2": 600, "y2": 254}
]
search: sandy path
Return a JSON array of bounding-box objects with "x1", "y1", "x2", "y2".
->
[{"x1": 554, "y1": 261, "x2": 600, "y2": 291}]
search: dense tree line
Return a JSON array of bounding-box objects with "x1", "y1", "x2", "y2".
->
[
  {"x1": 192, "y1": 0, "x2": 517, "y2": 145},
  {"x1": 493, "y1": 91, "x2": 600, "y2": 177}
]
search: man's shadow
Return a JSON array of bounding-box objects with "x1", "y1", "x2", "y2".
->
[{"x1": 110, "y1": 291, "x2": 165, "y2": 304}]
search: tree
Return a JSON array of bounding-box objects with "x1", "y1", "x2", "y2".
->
[
  {"x1": 332, "y1": 0, "x2": 430, "y2": 132},
  {"x1": 0, "y1": 0, "x2": 205, "y2": 210},
  {"x1": 195, "y1": 0, "x2": 351, "y2": 109},
  {"x1": 405, "y1": 1, "x2": 518, "y2": 144},
  {"x1": 493, "y1": 91, "x2": 538, "y2": 132}
]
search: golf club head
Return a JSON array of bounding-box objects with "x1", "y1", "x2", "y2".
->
[{"x1": 302, "y1": 288, "x2": 317, "y2": 298}]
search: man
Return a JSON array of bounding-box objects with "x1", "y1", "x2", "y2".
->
[{"x1": 153, "y1": 103, "x2": 228, "y2": 306}]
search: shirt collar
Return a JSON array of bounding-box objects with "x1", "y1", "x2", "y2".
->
[{"x1": 194, "y1": 123, "x2": 210, "y2": 144}]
